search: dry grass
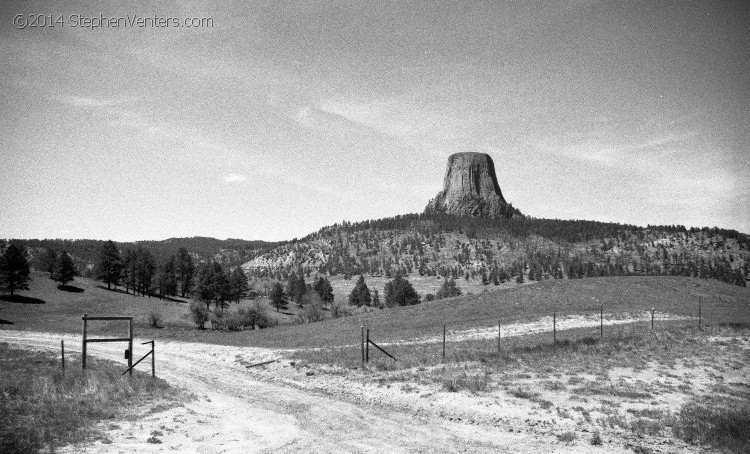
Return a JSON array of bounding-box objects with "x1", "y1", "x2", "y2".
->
[
  {"x1": 0, "y1": 342, "x2": 187, "y2": 453},
  {"x1": 438, "y1": 368, "x2": 491, "y2": 394},
  {"x1": 672, "y1": 396, "x2": 750, "y2": 452}
]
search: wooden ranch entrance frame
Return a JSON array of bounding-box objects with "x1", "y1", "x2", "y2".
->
[{"x1": 82, "y1": 313, "x2": 133, "y2": 375}]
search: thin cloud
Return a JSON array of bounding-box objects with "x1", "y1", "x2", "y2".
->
[
  {"x1": 223, "y1": 174, "x2": 247, "y2": 183},
  {"x1": 64, "y1": 96, "x2": 118, "y2": 108}
]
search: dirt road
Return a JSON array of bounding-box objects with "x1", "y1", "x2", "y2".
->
[{"x1": 1, "y1": 329, "x2": 626, "y2": 453}]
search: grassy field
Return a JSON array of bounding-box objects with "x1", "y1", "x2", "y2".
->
[
  {"x1": 0, "y1": 342, "x2": 187, "y2": 453},
  {"x1": 1, "y1": 272, "x2": 748, "y2": 350}
]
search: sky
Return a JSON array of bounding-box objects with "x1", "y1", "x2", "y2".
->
[{"x1": 1, "y1": 0, "x2": 748, "y2": 241}]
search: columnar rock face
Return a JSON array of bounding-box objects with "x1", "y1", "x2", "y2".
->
[{"x1": 424, "y1": 152, "x2": 521, "y2": 218}]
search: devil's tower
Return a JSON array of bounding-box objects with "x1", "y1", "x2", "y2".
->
[{"x1": 424, "y1": 152, "x2": 521, "y2": 218}]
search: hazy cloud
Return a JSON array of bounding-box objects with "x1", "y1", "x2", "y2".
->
[
  {"x1": 63, "y1": 96, "x2": 118, "y2": 108},
  {"x1": 223, "y1": 174, "x2": 247, "y2": 183}
]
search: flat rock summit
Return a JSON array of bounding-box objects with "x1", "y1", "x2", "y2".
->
[{"x1": 425, "y1": 152, "x2": 521, "y2": 218}]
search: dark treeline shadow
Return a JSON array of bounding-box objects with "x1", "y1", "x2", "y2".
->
[
  {"x1": 57, "y1": 285, "x2": 84, "y2": 293},
  {"x1": 0, "y1": 295, "x2": 46, "y2": 304},
  {"x1": 95, "y1": 285, "x2": 189, "y2": 303}
]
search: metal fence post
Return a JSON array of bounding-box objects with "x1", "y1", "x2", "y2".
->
[
  {"x1": 651, "y1": 308, "x2": 654, "y2": 330},
  {"x1": 61, "y1": 339, "x2": 65, "y2": 370},
  {"x1": 128, "y1": 317, "x2": 133, "y2": 376},
  {"x1": 360, "y1": 325, "x2": 364, "y2": 366},
  {"x1": 82, "y1": 313, "x2": 87, "y2": 370},
  {"x1": 497, "y1": 320, "x2": 501, "y2": 355},
  {"x1": 442, "y1": 324, "x2": 446, "y2": 360},
  {"x1": 151, "y1": 341, "x2": 155, "y2": 378}
]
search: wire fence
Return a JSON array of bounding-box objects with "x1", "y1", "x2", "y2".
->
[{"x1": 335, "y1": 296, "x2": 747, "y2": 370}]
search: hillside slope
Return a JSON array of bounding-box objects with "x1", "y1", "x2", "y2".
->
[{"x1": 243, "y1": 214, "x2": 749, "y2": 296}]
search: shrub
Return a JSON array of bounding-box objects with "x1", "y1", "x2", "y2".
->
[
  {"x1": 224, "y1": 311, "x2": 244, "y2": 331},
  {"x1": 672, "y1": 398, "x2": 750, "y2": 452},
  {"x1": 331, "y1": 301, "x2": 351, "y2": 319},
  {"x1": 557, "y1": 431, "x2": 576, "y2": 443},
  {"x1": 441, "y1": 371, "x2": 489, "y2": 394},
  {"x1": 148, "y1": 312, "x2": 162, "y2": 328},
  {"x1": 240, "y1": 302, "x2": 271, "y2": 329},
  {"x1": 209, "y1": 311, "x2": 225, "y2": 330},
  {"x1": 590, "y1": 432, "x2": 602, "y2": 445},
  {"x1": 630, "y1": 417, "x2": 665, "y2": 436},
  {"x1": 189, "y1": 301, "x2": 209, "y2": 329},
  {"x1": 301, "y1": 302, "x2": 324, "y2": 323}
]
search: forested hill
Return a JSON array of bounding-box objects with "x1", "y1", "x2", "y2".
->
[
  {"x1": 4, "y1": 237, "x2": 282, "y2": 275},
  {"x1": 244, "y1": 213, "x2": 749, "y2": 287}
]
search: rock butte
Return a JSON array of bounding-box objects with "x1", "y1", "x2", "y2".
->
[{"x1": 424, "y1": 152, "x2": 521, "y2": 218}]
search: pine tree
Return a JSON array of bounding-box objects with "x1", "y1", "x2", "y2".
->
[
  {"x1": 0, "y1": 244, "x2": 31, "y2": 297},
  {"x1": 269, "y1": 281, "x2": 288, "y2": 312},
  {"x1": 313, "y1": 276, "x2": 334, "y2": 305},
  {"x1": 195, "y1": 263, "x2": 215, "y2": 310},
  {"x1": 436, "y1": 277, "x2": 462, "y2": 299},
  {"x1": 372, "y1": 289, "x2": 381, "y2": 308},
  {"x1": 194, "y1": 261, "x2": 230, "y2": 311},
  {"x1": 176, "y1": 247, "x2": 194, "y2": 297},
  {"x1": 95, "y1": 240, "x2": 122, "y2": 290},
  {"x1": 156, "y1": 256, "x2": 178, "y2": 297},
  {"x1": 122, "y1": 248, "x2": 136, "y2": 294},
  {"x1": 292, "y1": 274, "x2": 306, "y2": 307},
  {"x1": 384, "y1": 273, "x2": 421, "y2": 307},
  {"x1": 135, "y1": 248, "x2": 156, "y2": 296},
  {"x1": 229, "y1": 266, "x2": 249, "y2": 304},
  {"x1": 39, "y1": 247, "x2": 57, "y2": 277},
  {"x1": 52, "y1": 251, "x2": 76, "y2": 287},
  {"x1": 348, "y1": 274, "x2": 371, "y2": 306}
]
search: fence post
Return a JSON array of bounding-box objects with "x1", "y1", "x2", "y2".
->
[
  {"x1": 553, "y1": 311, "x2": 556, "y2": 345},
  {"x1": 61, "y1": 339, "x2": 65, "y2": 370},
  {"x1": 128, "y1": 318, "x2": 133, "y2": 376},
  {"x1": 366, "y1": 329, "x2": 370, "y2": 363},
  {"x1": 151, "y1": 342, "x2": 155, "y2": 378},
  {"x1": 82, "y1": 313, "x2": 87, "y2": 370},
  {"x1": 651, "y1": 308, "x2": 654, "y2": 330},
  {"x1": 442, "y1": 324, "x2": 446, "y2": 361},
  {"x1": 698, "y1": 297, "x2": 702, "y2": 330},
  {"x1": 497, "y1": 320, "x2": 501, "y2": 355},
  {"x1": 600, "y1": 305, "x2": 603, "y2": 340},
  {"x1": 360, "y1": 325, "x2": 365, "y2": 367}
]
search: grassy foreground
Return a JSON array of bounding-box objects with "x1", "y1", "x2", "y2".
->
[{"x1": 0, "y1": 343, "x2": 186, "y2": 453}]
